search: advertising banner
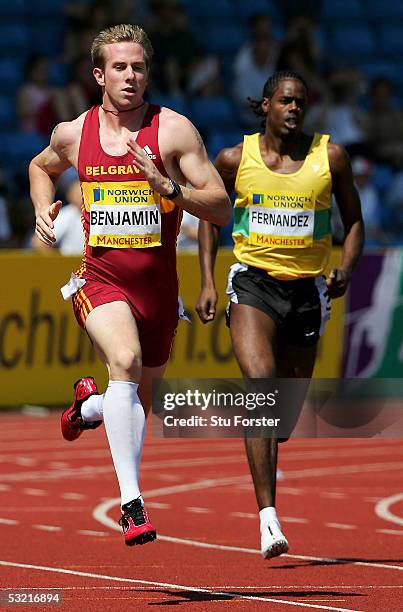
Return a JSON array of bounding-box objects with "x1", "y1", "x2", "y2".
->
[{"x1": 0, "y1": 249, "x2": 344, "y2": 406}]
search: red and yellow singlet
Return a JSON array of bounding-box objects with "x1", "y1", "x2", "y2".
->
[{"x1": 67, "y1": 104, "x2": 182, "y2": 366}]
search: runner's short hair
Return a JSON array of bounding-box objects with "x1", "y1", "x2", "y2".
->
[
  {"x1": 249, "y1": 71, "x2": 308, "y2": 118},
  {"x1": 91, "y1": 24, "x2": 154, "y2": 69}
]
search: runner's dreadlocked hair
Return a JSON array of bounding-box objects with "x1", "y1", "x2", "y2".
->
[{"x1": 249, "y1": 71, "x2": 308, "y2": 122}]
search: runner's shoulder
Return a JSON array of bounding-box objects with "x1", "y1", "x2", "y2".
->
[
  {"x1": 50, "y1": 112, "x2": 87, "y2": 151},
  {"x1": 215, "y1": 142, "x2": 243, "y2": 171},
  {"x1": 327, "y1": 141, "x2": 351, "y2": 174}
]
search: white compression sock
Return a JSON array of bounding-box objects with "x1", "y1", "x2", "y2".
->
[
  {"x1": 81, "y1": 393, "x2": 104, "y2": 422},
  {"x1": 102, "y1": 380, "x2": 145, "y2": 507}
]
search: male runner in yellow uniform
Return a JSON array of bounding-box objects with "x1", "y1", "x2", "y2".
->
[{"x1": 197, "y1": 71, "x2": 364, "y2": 559}]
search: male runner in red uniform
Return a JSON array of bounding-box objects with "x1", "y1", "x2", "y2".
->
[{"x1": 29, "y1": 24, "x2": 230, "y2": 547}]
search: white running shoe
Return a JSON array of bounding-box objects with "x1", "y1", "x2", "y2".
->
[{"x1": 260, "y1": 520, "x2": 289, "y2": 559}]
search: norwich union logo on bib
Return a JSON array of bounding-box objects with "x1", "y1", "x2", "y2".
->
[
  {"x1": 81, "y1": 181, "x2": 162, "y2": 248},
  {"x1": 248, "y1": 190, "x2": 315, "y2": 249}
]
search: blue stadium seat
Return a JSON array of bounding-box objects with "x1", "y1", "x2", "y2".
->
[
  {"x1": 29, "y1": 22, "x2": 65, "y2": 57},
  {"x1": 380, "y1": 26, "x2": 403, "y2": 56},
  {"x1": 0, "y1": 59, "x2": 24, "y2": 90},
  {"x1": 330, "y1": 26, "x2": 376, "y2": 58},
  {"x1": 366, "y1": 0, "x2": 403, "y2": 19},
  {"x1": 49, "y1": 61, "x2": 69, "y2": 87},
  {"x1": 207, "y1": 129, "x2": 244, "y2": 159},
  {"x1": 0, "y1": 95, "x2": 17, "y2": 131},
  {"x1": 182, "y1": 0, "x2": 232, "y2": 20},
  {"x1": 372, "y1": 164, "x2": 395, "y2": 193},
  {"x1": 235, "y1": 0, "x2": 281, "y2": 21},
  {"x1": 321, "y1": 0, "x2": 364, "y2": 22},
  {"x1": 357, "y1": 60, "x2": 395, "y2": 81},
  {"x1": 2, "y1": 132, "x2": 48, "y2": 166},
  {"x1": 152, "y1": 95, "x2": 189, "y2": 116},
  {"x1": 196, "y1": 23, "x2": 247, "y2": 55},
  {"x1": 189, "y1": 97, "x2": 240, "y2": 133},
  {"x1": 0, "y1": 0, "x2": 29, "y2": 16},
  {"x1": 28, "y1": 0, "x2": 66, "y2": 17},
  {"x1": 0, "y1": 24, "x2": 29, "y2": 56}
]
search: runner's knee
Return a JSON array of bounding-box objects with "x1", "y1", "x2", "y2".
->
[{"x1": 109, "y1": 348, "x2": 142, "y2": 381}]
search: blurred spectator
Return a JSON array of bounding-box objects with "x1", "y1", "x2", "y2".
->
[
  {"x1": 305, "y1": 68, "x2": 368, "y2": 157},
  {"x1": 54, "y1": 55, "x2": 101, "y2": 120},
  {"x1": 0, "y1": 170, "x2": 13, "y2": 248},
  {"x1": 232, "y1": 14, "x2": 279, "y2": 128},
  {"x1": 177, "y1": 211, "x2": 198, "y2": 251},
  {"x1": 17, "y1": 57, "x2": 60, "y2": 137},
  {"x1": 279, "y1": 0, "x2": 322, "y2": 25},
  {"x1": 64, "y1": 0, "x2": 110, "y2": 63},
  {"x1": 148, "y1": 0, "x2": 201, "y2": 96},
  {"x1": 32, "y1": 178, "x2": 84, "y2": 255},
  {"x1": 275, "y1": 15, "x2": 326, "y2": 104},
  {"x1": 108, "y1": 0, "x2": 151, "y2": 27},
  {"x1": 8, "y1": 166, "x2": 36, "y2": 248},
  {"x1": 186, "y1": 54, "x2": 224, "y2": 98},
  {"x1": 385, "y1": 171, "x2": 403, "y2": 243},
  {"x1": 331, "y1": 157, "x2": 388, "y2": 247},
  {"x1": 352, "y1": 157, "x2": 388, "y2": 246},
  {"x1": 366, "y1": 76, "x2": 403, "y2": 170}
]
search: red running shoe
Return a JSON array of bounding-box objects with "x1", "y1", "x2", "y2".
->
[
  {"x1": 61, "y1": 377, "x2": 102, "y2": 441},
  {"x1": 119, "y1": 498, "x2": 157, "y2": 546}
]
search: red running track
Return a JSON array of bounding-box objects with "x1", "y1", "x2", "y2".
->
[{"x1": 0, "y1": 410, "x2": 402, "y2": 611}]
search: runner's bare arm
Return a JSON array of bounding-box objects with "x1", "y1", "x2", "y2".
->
[
  {"x1": 328, "y1": 143, "x2": 365, "y2": 298},
  {"x1": 196, "y1": 145, "x2": 241, "y2": 323},
  {"x1": 128, "y1": 111, "x2": 231, "y2": 226},
  {"x1": 29, "y1": 120, "x2": 82, "y2": 244}
]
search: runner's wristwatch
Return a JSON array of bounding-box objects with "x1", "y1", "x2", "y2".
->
[{"x1": 164, "y1": 178, "x2": 182, "y2": 200}]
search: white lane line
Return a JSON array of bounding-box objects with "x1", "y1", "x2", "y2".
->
[
  {"x1": 0, "y1": 560, "x2": 362, "y2": 611},
  {"x1": 77, "y1": 530, "x2": 109, "y2": 537},
  {"x1": 325, "y1": 523, "x2": 357, "y2": 530},
  {"x1": 140, "y1": 475, "x2": 249, "y2": 498},
  {"x1": 22, "y1": 488, "x2": 46, "y2": 496},
  {"x1": 0, "y1": 507, "x2": 88, "y2": 513},
  {"x1": 0, "y1": 585, "x2": 399, "y2": 590},
  {"x1": 186, "y1": 507, "x2": 213, "y2": 514},
  {"x1": 157, "y1": 474, "x2": 183, "y2": 482},
  {"x1": 321, "y1": 493, "x2": 347, "y2": 499},
  {"x1": 48, "y1": 462, "x2": 70, "y2": 469},
  {"x1": 283, "y1": 447, "x2": 403, "y2": 462},
  {"x1": 93, "y1": 499, "x2": 403, "y2": 572},
  {"x1": 278, "y1": 487, "x2": 304, "y2": 495},
  {"x1": 146, "y1": 502, "x2": 171, "y2": 509},
  {"x1": 375, "y1": 493, "x2": 403, "y2": 527},
  {"x1": 0, "y1": 466, "x2": 114, "y2": 482},
  {"x1": 376, "y1": 529, "x2": 403, "y2": 536},
  {"x1": 33, "y1": 525, "x2": 62, "y2": 532},
  {"x1": 158, "y1": 535, "x2": 403, "y2": 572},
  {"x1": 0, "y1": 468, "x2": 248, "y2": 485},
  {"x1": 230, "y1": 513, "x2": 310, "y2": 525},
  {"x1": 6, "y1": 585, "x2": 398, "y2": 590},
  {"x1": 141, "y1": 456, "x2": 246, "y2": 470},
  {"x1": 230, "y1": 512, "x2": 255, "y2": 519},
  {"x1": 286, "y1": 462, "x2": 403, "y2": 479},
  {"x1": 0, "y1": 518, "x2": 18, "y2": 526},
  {"x1": 15, "y1": 458, "x2": 37, "y2": 466},
  {"x1": 61, "y1": 493, "x2": 86, "y2": 500},
  {"x1": 0, "y1": 485, "x2": 10, "y2": 491}
]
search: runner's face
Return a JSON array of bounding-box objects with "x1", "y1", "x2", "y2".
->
[
  {"x1": 93, "y1": 42, "x2": 149, "y2": 110},
  {"x1": 263, "y1": 79, "x2": 307, "y2": 137}
]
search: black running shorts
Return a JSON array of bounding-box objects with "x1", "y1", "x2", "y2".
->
[{"x1": 226, "y1": 263, "x2": 331, "y2": 347}]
